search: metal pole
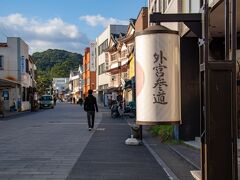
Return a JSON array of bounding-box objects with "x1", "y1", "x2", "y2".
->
[
  {"x1": 231, "y1": 0, "x2": 238, "y2": 178},
  {"x1": 225, "y1": 0, "x2": 230, "y2": 60},
  {"x1": 139, "y1": 125, "x2": 143, "y2": 141},
  {"x1": 202, "y1": 1, "x2": 209, "y2": 179}
]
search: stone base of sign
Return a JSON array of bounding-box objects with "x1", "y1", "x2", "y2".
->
[{"x1": 125, "y1": 136, "x2": 140, "y2": 146}]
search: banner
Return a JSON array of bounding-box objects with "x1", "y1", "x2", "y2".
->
[
  {"x1": 135, "y1": 30, "x2": 181, "y2": 124},
  {"x1": 90, "y1": 42, "x2": 96, "y2": 72},
  {"x1": 21, "y1": 56, "x2": 25, "y2": 73}
]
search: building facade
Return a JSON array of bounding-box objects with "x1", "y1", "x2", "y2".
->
[
  {"x1": 95, "y1": 25, "x2": 128, "y2": 105},
  {"x1": 148, "y1": 0, "x2": 240, "y2": 138},
  {"x1": 105, "y1": 33, "x2": 127, "y2": 102},
  {"x1": 82, "y1": 47, "x2": 96, "y2": 98},
  {"x1": 69, "y1": 67, "x2": 82, "y2": 103},
  {"x1": 0, "y1": 37, "x2": 37, "y2": 111},
  {"x1": 147, "y1": 0, "x2": 202, "y2": 141},
  {"x1": 52, "y1": 78, "x2": 69, "y2": 100}
]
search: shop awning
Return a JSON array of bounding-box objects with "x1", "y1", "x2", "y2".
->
[
  {"x1": 105, "y1": 86, "x2": 122, "y2": 93},
  {"x1": 0, "y1": 78, "x2": 21, "y2": 89}
]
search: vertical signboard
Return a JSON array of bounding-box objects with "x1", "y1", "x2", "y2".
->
[
  {"x1": 135, "y1": 26, "x2": 181, "y2": 124},
  {"x1": 21, "y1": 56, "x2": 25, "y2": 73},
  {"x1": 90, "y1": 42, "x2": 96, "y2": 72}
]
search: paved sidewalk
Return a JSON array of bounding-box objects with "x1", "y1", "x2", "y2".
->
[
  {"x1": 67, "y1": 113, "x2": 169, "y2": 180},
  {"x1": 142, "y1": 128, "x2": 198, "y2": 180},
  {"x1": 0, "y1": 110, "x2": 36, "y2": 119}
]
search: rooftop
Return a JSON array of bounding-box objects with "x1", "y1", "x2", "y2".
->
[{"x1": 0, "y1": 43, "x2": 7, "y2": 47}]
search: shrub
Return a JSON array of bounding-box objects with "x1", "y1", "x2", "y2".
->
[{"x1": 150, "y1": 125, "x2": 174, "y2": 142}]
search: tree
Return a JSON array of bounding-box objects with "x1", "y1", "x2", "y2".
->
[{"x1": 32, "y1": 49, "x2": 83, "y2": 95}]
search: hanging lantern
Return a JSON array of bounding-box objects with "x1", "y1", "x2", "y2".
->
[{"x1": 135, "y1": 25, "x2": 181, "y2": 125}]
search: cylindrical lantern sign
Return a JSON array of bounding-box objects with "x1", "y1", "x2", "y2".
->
[{"x1": 135, "y1": 25, "x2": 181, "y2": 125}]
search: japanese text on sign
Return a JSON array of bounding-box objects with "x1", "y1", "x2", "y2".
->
[{"x1": 153, "y1": 50, "x2": 168, "y2": 104}]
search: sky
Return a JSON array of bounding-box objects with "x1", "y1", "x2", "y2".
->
[{"x1": 0, "y1": 0, "x2": 147, "y2": 54}]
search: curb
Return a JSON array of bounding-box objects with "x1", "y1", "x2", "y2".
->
[
  {"x1": 168, "y1": 145, "x2": 200, "y2": 170},
  {"x1": 143, "y1": 139, "x2": 180, "y2": 180},
  {"x1": 0, "y1": 109, "x2": 42, "y2": 120}
]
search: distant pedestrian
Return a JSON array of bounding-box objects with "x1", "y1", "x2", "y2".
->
[
  {"x1": 84, "y1": 89, "x2": 98, "y2": 131},
  {"x1": 79, "y1": 98, "x2": 83, "y2": 106},
  {"x1": 53, "y1": 96, "x2": 57, "y2": 106},
  {"x1": 0, "y1": 97, "x2": 4, "y2": 117}
]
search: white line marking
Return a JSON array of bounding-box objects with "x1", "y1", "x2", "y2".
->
[{"x1": 143, "y1": 139, "x2": 179, "y2": 180}]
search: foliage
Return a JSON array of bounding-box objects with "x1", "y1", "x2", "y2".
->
[
  {"x1": 32, "y1": 49, "x2": 83, "y2": 95},
  {"x1": 36, "y1": 70, "x2": 52, "y2": 95},
  {"x1": 149, "y1": 125, "x2": 174, "y2": 142},
  {"x1": 33, "y1": 49, "x2": 82, "y2": 72}
]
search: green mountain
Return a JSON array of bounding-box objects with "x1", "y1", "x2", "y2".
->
[
  {"x1": 33, "y1": 49, "x2": 82, "y2": 74},
  {"x1": 32, "y1": 49, "x2": 83, "y2": 94}
]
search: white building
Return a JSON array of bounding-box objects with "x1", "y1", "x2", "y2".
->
[
  {"x1": 0, "y1": 37, "x2": 37, "y2": 111},
  {"x1": 52, "y1": 78, "x2": 69, "y2": 99},
  {"x1": 95, "y1": 25, "x2": 128, "y2": 104},
  {"x1": 68, "y1": 65, "x2": 83, "y2": 103}
]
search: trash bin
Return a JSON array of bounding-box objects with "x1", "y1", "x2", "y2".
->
[{"x1": 130, "y1": 124, "x2": 141, "y2": 139}]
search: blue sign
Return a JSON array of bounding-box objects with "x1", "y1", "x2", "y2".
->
[{"x1": 21, "y1": 56, "x2": 25, "y2": 73}]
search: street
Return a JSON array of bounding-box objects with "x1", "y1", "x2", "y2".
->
[{"x1": 0, "y1": 103, "x2": 169, "y2": 180}]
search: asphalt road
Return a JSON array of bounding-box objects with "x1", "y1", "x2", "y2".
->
[{"x1": 0, "y1": 103, "x2": 169, "y2": 180}]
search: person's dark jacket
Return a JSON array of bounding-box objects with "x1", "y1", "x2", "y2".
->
[{"x1": 84, "y1": 95, "x2": 98, "y2": 112}]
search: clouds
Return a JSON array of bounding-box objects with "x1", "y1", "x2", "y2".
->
[
  {"x1": 79, "y1": 14, "x2": 128, "y2": 28},
  {"x1": 0, "y1": 13, "x2": 89, "y2": 54},
  {"x1": 0, "y1": 13, "x2": 129, "y2": 54}
]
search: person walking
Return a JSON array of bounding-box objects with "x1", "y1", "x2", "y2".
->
[
  {"x1": 84, "y1": 89, "x2": 98, "y2": 131},
  {"x1": 79, "y1": 98, "x2": 83, "y2": 106},
  {"x1": 0, "y1": 97, "x2": 4, "y2": 118}
]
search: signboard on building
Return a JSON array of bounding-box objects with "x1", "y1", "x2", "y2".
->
[
  {"x1": 90, "y1": 42, "x2": 96, "y2": 72},
  {"x1": 21, "y1": 56, "x2": 25, "y2": 73},
  {"x1": 135, "y1": 26, "x2": 181, "y2": 124}
]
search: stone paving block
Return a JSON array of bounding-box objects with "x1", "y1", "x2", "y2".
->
[
  {"x1": 67, "y1": 113, "x2": 169, "y2": 180},
  {"x1": 0, "y1": 103, "x2": 96, "y2": 179}
]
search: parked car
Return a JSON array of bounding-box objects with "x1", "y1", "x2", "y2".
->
[{"x1": 40, "y1": 95, "x2": 54, "y2": 109}]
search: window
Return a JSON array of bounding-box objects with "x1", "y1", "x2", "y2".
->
[
  {"x1": 123, "y1": 72, "x2": 128, "y2": 79},
  {"x1": 41, "y1": 96, "x2": 53, "y2": 101},
  {"x1": 87, "y1": 78, "x2": 90, "y2": 85},
  {"x1": 25, "y1": 59, "x2": 29, "y2": 73},
  {"x1": 98, "y1": 63, "x2": 105, "y2": 75},
  {"x1": 105, "y1": 53, "x2": 109, "y2": 70},
  {"x1": 120, "y1": 50, "x2": 128, "y2": 58},
  {"x1": 0, "y1": 55, "x2": 3, "y2": 70},
  {"x1": 22, "y1": 87, "x2": 26, "y2": 101},
  {"x1": 105, "y1": 53, "x2": 109, "y2": 62},
  {"x1": 98, "y1": 39, "x2": 108, "y2": 55},
  {"x1": 111, "y1": 75, "x2": 116, "y2": 81},
  {"x1": 111, "y1": 53, "x2": 117, "y2": 61}
]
